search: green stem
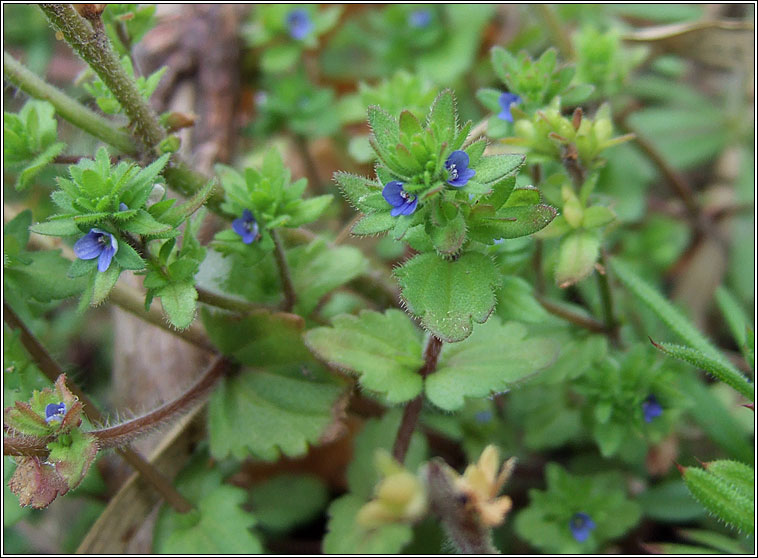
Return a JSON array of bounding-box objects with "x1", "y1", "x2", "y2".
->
[
  {"x1": 3, "y1": 50, "x2": 137, "y2": 154},
  {"x1": 40, "y1": 3, "x2": 166, "y2": 154},
  {"x1": 196, "y1": 287, "x2": 270, "y2": 315},
  {"x1": 271, "y1": 229, "x2": 297, "y2": 312}
]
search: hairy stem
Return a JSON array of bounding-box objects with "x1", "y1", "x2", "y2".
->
[
  {"x1": 392, "y1": 335, "x2": 443, "y2": 463},
  {"x1": 40, "y1": 3, "x2": 166, "y2": 154},
  {"x1": 196, "y1": 287, "x2": 270, "y2": 314},
  {"x1": 3, "y1": 51, "x2": 137, "y2": 154},
  {"x1": 91, "y1": 356, "x2": 231, "y2": 448},
  {"x1": 271, "y1": 229, "x2": 297, "y2": 312},
  {"x1": 3, "y1": 302, "x2": 194, "y2": 513}
]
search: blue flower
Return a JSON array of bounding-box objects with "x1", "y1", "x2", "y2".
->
[
  {"x1": 642, "y1": 394, "x2": 663, "y2": 423},
  {"x1": 569, "y1": 512, "x2": 596, "y2": 542},
  {"x1": 382, "y1": 181, "x2": 418, "y2": 217},
  {"x1": 474, "y1": 410, "x2": 493, "y2": 423},
  {"x1": 408, "y1": 9, "x2": 431, "y2": 28},
  {"x1": 45, "y1": 402, "x2": 66, "y2": 424},
  {"x1": 74, "y1": 228, "x2": 118, "y2": 272},
  {"x1": 445, "y1": 150, "x2": 476, "y2": 188},
  {"x1": 497, "y1": 92, "x2": 521, "y2": 122},
  {"x1": 286, "y1": 9, "x2": 313, "y2": 40},
  {"x1": 232, "y1": 209, "x2": 260, "y2": 244},
  {"x1": 119, "y1": 202, "x2": 129, "y2": 211}
]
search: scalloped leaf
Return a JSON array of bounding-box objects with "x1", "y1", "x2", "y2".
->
[
  {"x1": 395, "y1": 252, "x2": 501, "y2": 342},
  {"x1": 425, "y1": 318, "x2": 559, "y2": 411}
]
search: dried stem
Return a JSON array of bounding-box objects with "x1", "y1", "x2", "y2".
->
[
  {"x1": 3, "y1": 50, "x2": 137, "y2": 154},
  {"x1": 392, "y1": 335, "x2": 443, "y2": 463},
  {"x1": 271, "y1": 229, "x2": 297, "y2": 312},
  {"x1": 3, "y1": 302, "x2": 194, "y2": 513}
]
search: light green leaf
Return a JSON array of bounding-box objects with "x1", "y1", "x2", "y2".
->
[
  {"x1": 395, "y1": 251, "x2": 501, "y2": 342},
  {"x1": 113, "y1": 240, "x2": 145, "y2": 271},
  {"x1": 288, "y1": 239, "x2": 369, "y2": 315},
  {"x1": 426, "y1": 319, "x2": 558, "y2": 411},
  {"x1": 120, "y1": 209, "x2": 177, "y2": 237},
  {"x1": 156, "y1": 281, "x2": 197, "y2": 329},
  {"x1": 637, "y1": 480, "x2": 707, "y2": 522},
  {"x1": 652, "y1": 341, "x2": 753, "y2": 401},
  {"x1": 469, "y1": 203, "x2": 557, "y2": 242},
  {"x1": 474, "y1": 154, "x2": 526, "y2": 184},
  {"x1": 305, "y1": 309, "x2": 425, "y2": 404},
  {"x1": 683, "y1": 464, "x2": 754, "y2": 534},
  {"x1": 352, "y1": 211, "x2": 396, "y2": 236},
  {"x1": 15, "y1": 142, "x2": 65, "y2": 191},
  {"x1": 90, "y1": 263, "x2": 121, "y2": 306},
  {"x1": 30, "y1": 218, "x2": 80, "y2": 237},
  {"x1": 555, "y1": 230, "x2": 600, "y2": 288},
  {"x1": 287, "y1": 194, "x2": 333, "y2": 227},
  {"x1": 5, "y1": 251, "x2": 87, "y2": 301}
]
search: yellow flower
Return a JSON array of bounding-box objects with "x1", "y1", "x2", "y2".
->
[
  {"x1": 454, "y1": 445, "x2": 515, "y2": 527},
  {"x1": 357, "y1": 450, "x2": 427, "y2": 529}
]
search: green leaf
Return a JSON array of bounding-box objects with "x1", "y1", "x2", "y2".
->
[
  {"x1": 678, "y1": 528, "x2": 752, "y2": 554},
  {"x1": 288, "y1": 239, "x2": 369, "y2": 315},
  {"x1": 323, "y1": 494, "x2": 414, "y2": 554},
  {"x1": 207, "y1": 365, "x2": 346, "y2": 461},
  {"x1": 637, "y1": 480, "x2": 707, "y2": 522},
  {"x1": 15, "y1": 142, "x2": 65, "y2": 191},
  {"x1": 154, "y1": 457, "x2": 262, "y2": 554},
  {"x1": 367, "y1": 106, "x2": 401, "y2": 164},
  {"x1": 90, "y1": 263, "x2": 121, "y2": 306},
  {"x1": 474, "y1": 154, "x2": 525, "y2": 184},
  {"x1": 113, "y1": 240, "x2": 145, "y2": 271},
  {"x1": 395, "y1": 252, "x2": 501, "y2": 342},
  {"x1": 425, "y1": 319, "x2": 558, "y2": 411},
  {"x1": 582, "y1": 205, "x2": 616, "y2": 229},
  {"x1": 29, "y1": 218, "x2": 80, "y2": 237},
  {"x1": 555, "y1": 230, "x2": 601, "y2": 287},
  {"x1": 610, "y1": 258, "x2": 733, "y2": 366},
  {"x1": 5, "y1": 251, "x2": 87, "y2": 301},
  {"x1": 305, "y1": 309, "x2": 425, "y2": 404},
  {"x1": 426, "y1": 89, "x2": 456, "y2": 145},
  {"x1": 155, "y1": 281, "x2": 197, "y2": 330},
  {"x1": 202, "y1": 309, "x2": 311, "y2": 366},
  {"x1": 287, "y1": 194, "x2": 333, "y2": 227},
  {"x1": 249, "y1": 474, "x2": 328, "y2": 533},
  {"x1": 683, "y1": 465, "x2": 754, "y2": 534},
  {"x1": 158, "y1": 179, "x2": 217, "y2": 227},
  {"x1": 120, "y1": 209, "x2": 177, "y2": 237},
  {"x1": 334, "y1": 172, "x2": 383, "y2": 213},
  {"x1": 652, "y1": 341, "x2": 753, "y2": 401},
  {"x1": 351, "y1": 212, "x2": 396, "y2": 236},
  {"x1": 261, "y1": 43, "x2": 301, "y2": 73},
  {"x1": 469, "y1": 203, "x2": 557, "y2": 243}
]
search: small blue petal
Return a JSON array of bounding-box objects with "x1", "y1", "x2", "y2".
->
[
  {"x1": 445, "y1": 150, "x2": 475, "y2": 187},
  {"x1": 474, "y1": 410, "x2": 493, "y2": 423},
  {"x1": 408, "y1": 9, "x2": 431, "y2": 28},
  {"x1": 642, "y1": 394, "x2": 663, "y2": 423},
  {"x1": 45, "y1": 402, "x2": 66, "y2": 423},
  {"x1": 98, "y1": 244, "x2": 116, "y2": 272},
  {"x1": 569, "y1": 512, "x2": 596, "y2": 543},
  {"x1": 74, "y1": 231, "x2": 104, "y2": 260},
  {"x1": 119, "y1": 202, "x2": 129, "y2": 211},
  {"x1": 497, "y1": 92, "x2": 521, "y2": 122},
  {"x1": 286, "y1": 9, "x2": 313, "y2": 40},
  {"x1": 232, "y1": 210, "x2": 259, "y2": 244},
  {"x1": 382, "y1": 181, "x2": 406, "y2": 207}
]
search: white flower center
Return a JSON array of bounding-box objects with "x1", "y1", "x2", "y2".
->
[{"x1": 449, "y1": 164, "x2": 458, "y2": 180}]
